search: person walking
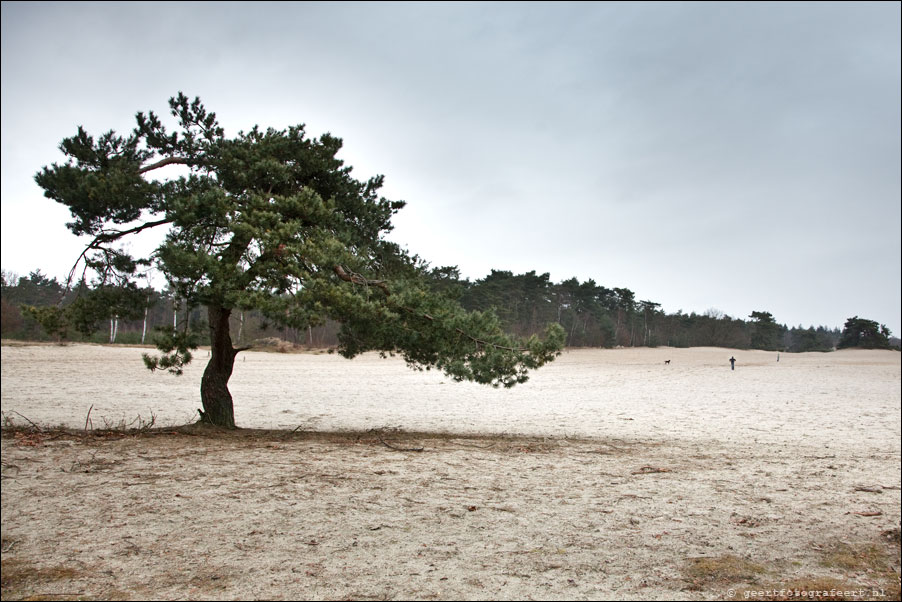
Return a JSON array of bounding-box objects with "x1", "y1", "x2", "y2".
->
[{"x1": 729, "y1": 356, "x2": 736, "y2": 370}]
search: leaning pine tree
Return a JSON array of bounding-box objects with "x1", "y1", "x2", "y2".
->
[{"x1": 36, "y1": 93, "x2": 565, "y2": 428}]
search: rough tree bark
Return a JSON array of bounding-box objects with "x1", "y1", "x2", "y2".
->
[{"x1": 199, "y1": 304, "x2": 241, "y2": 428}]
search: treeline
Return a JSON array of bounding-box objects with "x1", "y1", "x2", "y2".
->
[
  {"x1": 2, "y1": 268, "x2": 897, "y2": 352},
  {"x1": 432, "y1": 268, "x2": 846, "y2": 352},
  {"x1": 0, "y1": 270, "x2": 332, "y2": 347}
]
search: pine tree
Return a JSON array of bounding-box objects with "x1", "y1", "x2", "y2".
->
[
  {"x1": 837, "y1": 316, "x2": 892, "y2": 349},
  {"x1": 35, "y1": 93, "x2": 564, "y2": 428}
]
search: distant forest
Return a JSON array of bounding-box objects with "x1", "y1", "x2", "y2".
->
[{"x1": 2, "y1": 268, "x2": 898, "y2": 352}]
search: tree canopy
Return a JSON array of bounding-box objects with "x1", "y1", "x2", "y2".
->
[
  {"x1": 837, "y1": 316, "x2": 892, "y2": 349},
  {"x1": 748, "y1": 310, "x2": 780, "y2": 351},
  {"x1": 35, "y1": 93, "x2": 564, "y2": 427}
]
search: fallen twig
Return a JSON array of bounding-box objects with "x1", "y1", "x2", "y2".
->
[
  {"x1": 854, "y1": 486, "x2": 884, "y2": 493},
  {"x1": 631, "y1": 466, "x2": 671, "y2": 475},
  {"x1": 283, "y1": 425, "x2": 306, "y2": 438},
  {"x1": 368, "y1": 428, "x2": 424, "y2": 452},
  {"x1": 12, "y1": 411, "x2": 43, "y2": 432}
]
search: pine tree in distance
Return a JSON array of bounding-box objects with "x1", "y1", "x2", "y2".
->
[{"x1": 36, "y1": 93, "x2": 565, "y2": 428}]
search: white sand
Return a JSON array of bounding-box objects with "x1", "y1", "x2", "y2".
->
[
  {"x1": 2, "y1": 345, "x2": 899, "y2": 452},
  {"x1": 2, "y1": 343, "x2": 900, "y2": 600}
]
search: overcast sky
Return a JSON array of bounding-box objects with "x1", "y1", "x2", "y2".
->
[{"x1": 2, "y1": 1, "x2": 900, "y2": 334}]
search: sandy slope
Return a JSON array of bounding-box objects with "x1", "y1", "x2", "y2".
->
[{"x1": 1, "y1": 344, "x2": 900, "y2": 600}]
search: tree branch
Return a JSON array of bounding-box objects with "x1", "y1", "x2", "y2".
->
[
  {"x1": 138, "y1": 156, "x2": 189, "y2": 175},
  {"x1": 61, "y1": 153, "x2": 181, "y2": 291},
  {"x1": 332, "y1": 264, "x2": 526, "y2": 353},
  {"x1": 63, "y1": 218, "x2": 174, "y2": 294},
  {"x1": 333, "y1": 265, "x2": 390, "y2": 295},
  {"x1": 415, "y1": 311, "x2": 524, "y2": 353},
  {"x1": 93, "y1": 217, "x2": 174, "y2": 244}
]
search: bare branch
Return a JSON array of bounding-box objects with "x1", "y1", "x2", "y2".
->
[
  {"x1": 93, "y1": 217, "x2": 174, "y2": 244},
  {"x1": 62, "y1": 217, "x2": 174, "y2": 297},
  {"x1": 138, "y1": 156, "x2": 189, "y2": 175},
  {"x1": 333, "y1": 265, "x2": 390, "y2": 295}
]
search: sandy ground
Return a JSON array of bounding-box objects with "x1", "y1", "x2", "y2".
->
[{"x1": 1, "y1": 343, "x2": 900, "y2": 600}]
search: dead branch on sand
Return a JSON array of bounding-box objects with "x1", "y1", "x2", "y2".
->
[
  {"x1": 631, "y1": 465, "x2": 671, "y2": 475},
  {"x1": 366, "y1": 428, "x2": 425, "y2": 452}
]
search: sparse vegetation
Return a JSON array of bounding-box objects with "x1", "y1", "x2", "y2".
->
[
  {"x1": 820, "y1": 540, "x2": 898, "y2": 573},
  {"x1": 684, "y1": 554, "x2": 766, "y2": 590},
  {"x1": 0, "y1": 558, "x2": 84, "y2": 599},
  {"x1": 682, "y1": 537, "x2": 901, "y2": 601}
]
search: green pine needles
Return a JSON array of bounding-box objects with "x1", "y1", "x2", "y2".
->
[{"x1": 36, "y1": 93, "x2": 564, "y2": 427}]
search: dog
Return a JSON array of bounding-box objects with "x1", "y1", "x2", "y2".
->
[{"x1": 664, "y1": 360, "x2": 671, "y2": 365}]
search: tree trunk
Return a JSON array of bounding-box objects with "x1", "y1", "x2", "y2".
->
[{"x1": 200, "y1": 304, "x2": 238, "y2": 428}]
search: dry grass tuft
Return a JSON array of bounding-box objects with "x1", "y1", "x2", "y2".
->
[
  {"x1": 1, "y1": 558, "x2": 83, "y2": 599},
  {"x1": 820, "y1": 541, "x2": 896, "y2": 573},
  {"x1": 684, "y1": 554, "x2": 766, "y2": 590},
  {"x1": 1, "y1": 559, "x2": 133, "y2": 600},
  {"x1": 730, "y1": 535, "x2": 901, "y2": 602},
  {"x1": 820, "y1": 537, "x2": 900, "y2": 599}
]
